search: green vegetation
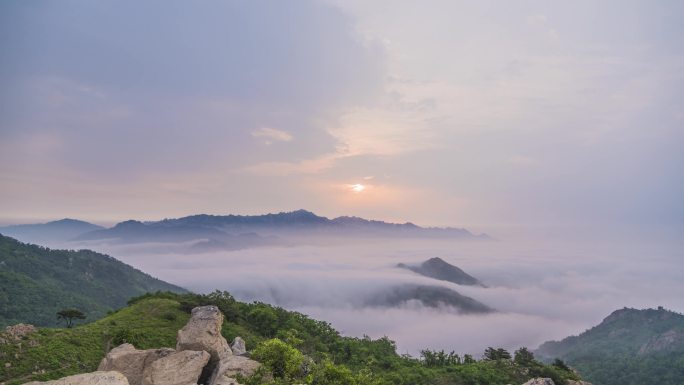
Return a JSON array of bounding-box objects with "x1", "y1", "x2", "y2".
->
[
  {"x1": 536, "y1": 307, "x2": 684, "y2": 385},
  {"x1": 0, "y1": 298, "x2": 189, "y2": 384},
  {"x1": 56, "y1": 309, "x2": 86, "y2": 328},
  {"x1": 0, "y1": 234, "x2": 186, "y2": 327},
  {"x1": 2, "y1": 291, "x2": 581, "y2": 385}
]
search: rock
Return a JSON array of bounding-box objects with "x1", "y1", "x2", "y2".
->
[
  {"x1": 566, "y1": 381, "x2": 593, "y2": 385},
  {"x1": 97, "y1": 343, "x2": 175, "y2": 385},
  {"x1": 177, "y1": 305, "x2": 232, "y2": 382},
  {"x1": 177, "y1": 306, "x2": 232, "y2": 361},
  {"x1": 5, "y1": 323, "x2": 37, "y2": 338},
  {"x1": 208, "y1": 355, "x2": 261, "y2": 385},
  {"x1": 230, "y1": 337, "x2": 246, "y2": 356},
  {"x1": 522, "y1": 379, "x2": 555, "y2": 385},
  {"x1": 23, "y1": 371, "x2": 130, "y2": 385},
  {"x1": 212, "y1": 377, "x2": 242, "y2": 385},
  {"x1": 141, "y1": 350, "x2": 210, "y2": 385}
]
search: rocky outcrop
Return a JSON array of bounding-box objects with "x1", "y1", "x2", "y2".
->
[
  {"x1": 24, "y1": 371, "x2": 130, "y2": 385},
  {"x1": 176, "y1": 305, "x2": 233, "y2": 382},
  {"x1": 141, "y1": 350, "x2": 210, "y2": 385},
  {"x1": 27, "y1": 305, "x2": 256, "y2": 385},
  {"x1": 208, "y1": 355, "x2": 261, "y2": 385},
  {"x1": 177, "y1": 305, "x2": 232, "y2": 361},
  {"x1": 0, "y1": 323, "x2": 37, "y2": 344},
  {"x1": 230, "y1": 337, "x2": 246, "y2": 356},
  {"x1": 522, "y1": 379, "x2": 555, "y2": 385},
  {"x1": 638, "y1": 329, "x2": 684, "y2": 355},
  {"x1": 97, "y1": 343, "x2": 175, "y2": 385}
]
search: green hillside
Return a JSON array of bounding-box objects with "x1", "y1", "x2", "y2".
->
[
  {"x1": 536, "y1": 307, "x2": 684, "y2": 385},
  {"x1": 0, "y1": 234, "x2": 186, "y2": 327},
  {"x1": 1, "y1": 292, "x2": 581, "y2": 385}
]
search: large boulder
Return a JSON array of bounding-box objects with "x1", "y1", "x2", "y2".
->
[
  {"x1": 97, "y1": 343, "x2": 175, "y2": 385},
  {"x1": 230, "y1": 337, "x2": 247, "y2": 356},
  {"x1": 141, "y1": 350, "x2": 210, "y2": 385},
  {"x1": 24, "y1": 371, "x2": 130, "y2": 385},
  {"x1": 208, "y1": 355, "x2": 261, "y2": 385},
  {"x1": 177, "y1": 306, "x2": 232, "y2": 362}
]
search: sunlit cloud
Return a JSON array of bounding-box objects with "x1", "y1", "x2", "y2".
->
[{"x1": 250, "y1": 127, "x2": 293, "y2": 144}]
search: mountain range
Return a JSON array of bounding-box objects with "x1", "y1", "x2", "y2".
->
[{"x1": 0, "y1": 210, "x2": 489, "y2": 251}]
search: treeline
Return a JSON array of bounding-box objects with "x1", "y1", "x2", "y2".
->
[{"x1": 128, "y1": 291, "x2": 581, "y2": 385}]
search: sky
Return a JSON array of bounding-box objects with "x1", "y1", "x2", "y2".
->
[{"x1": 1, "y1": 0, "x2": 683, "y2": 231}]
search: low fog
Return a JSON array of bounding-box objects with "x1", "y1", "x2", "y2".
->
[{"x1": 65, "y1": 234, "x2": 684, "y2": 357}]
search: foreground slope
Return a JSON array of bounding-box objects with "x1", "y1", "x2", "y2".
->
[
  {"x1": 536, "y1": 307, "x2": 684, "y2": 385},
  {"x1": 2, "y1": 292, "x2": 581, "y2": 385},
  {"x1": 0, "y1": 234, "x2": 186, "y2": 327}
]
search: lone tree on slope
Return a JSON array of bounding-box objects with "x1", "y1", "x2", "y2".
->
[{"x1": 56, "y1": 309, "x2": 86, "y2": 328}]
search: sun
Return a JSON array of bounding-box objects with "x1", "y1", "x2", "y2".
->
[{"x1": 351, "y1": 184, "x2": 366, "y2": 193}]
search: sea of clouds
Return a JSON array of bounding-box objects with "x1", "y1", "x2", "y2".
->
[{"x1": 80, "y1": 234, "x2": 683, "y2": 357}]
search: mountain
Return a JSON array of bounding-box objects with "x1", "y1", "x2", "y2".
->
[
  {"x1": 0, "y1": 218, "x2": 104, "y2": 245},
  {"x1": 367, "y1": 284, "x2": 493, "y2": 313},
  {"x1": 397, "y1": 257, "x2": 485, "y2": 286},
  {"x1": 74, "y1": 210, "x2": 488, "y2": 245},
  {"x1": 0, "y1": 234, "x2": 186, "y2": 328},
  {"x1": 535, "y1": 307, "x2": 684, "y2": 385}
]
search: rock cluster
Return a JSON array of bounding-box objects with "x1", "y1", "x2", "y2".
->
[
  {"x1": 26, "y1": 306, "x2": 260, "y2": 385},
  {"x1": 0, "y1": 323, "x2": 37, "y2": 344},
  {"x1": 521, "y1": 379, "x2": 592, "y2": 385}
]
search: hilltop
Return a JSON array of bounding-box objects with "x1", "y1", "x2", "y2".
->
[
  {"x1": 536, "y1": 307, "x2": 684, "y2": 385},
  {"x1": 0, "y1": 234, "x2": 186, "y2": 327},
  {"x1": 1, "y1": 291, "x2": 581, "y2": 385},
  {"x1": 397, "y1": 257, "x2": 485, "y2": 286}
]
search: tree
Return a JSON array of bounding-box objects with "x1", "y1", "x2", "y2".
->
[
  {"x1": 553, "y1": 358, "x2": 571, "y2": 371},
  {"x1": 514, "y1": 347, "x2": 536, "y2": 366},
  {"x1": 56, "y1": 309, "x2": 86, "y2": 328},
  {"x1": 483, "y1": 347, "x2": 511, "y2": 361}
]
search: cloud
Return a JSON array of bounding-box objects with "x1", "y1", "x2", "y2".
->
[
  {"x1": 251, "y1": 127, "x2": 294, "y2": 143},
  {"x1": 79, "y1": 235, "x2": 684, "y2": 356}
]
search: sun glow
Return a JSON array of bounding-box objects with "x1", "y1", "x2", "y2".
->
[{"x1": 351, "y1": 184, "x2": 366, "y2": 192}]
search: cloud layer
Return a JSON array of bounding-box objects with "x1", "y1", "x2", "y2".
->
[{"x1": 85, "y1": 236, "x2": 684, "y2": 356}]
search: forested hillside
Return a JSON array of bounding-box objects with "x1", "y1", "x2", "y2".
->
[
  {"x1": 536, "y1": 307, "x2": 684, "y2": 385},
  {"x1": 0, "y1": 234, "x2": 186, "y2": 327}
]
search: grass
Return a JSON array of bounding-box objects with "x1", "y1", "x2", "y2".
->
[{"x1": 0, "y1": 298, "x2": 189, "y2": 384}]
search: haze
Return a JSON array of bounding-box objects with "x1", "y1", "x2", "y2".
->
[{"x1": 1, "y1": 0, "x2": 683, "y2": 359}]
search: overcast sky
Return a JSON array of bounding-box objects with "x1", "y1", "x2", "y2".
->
[{"x1": 1, "y1": 0, "x2": 682, "y2": 230}]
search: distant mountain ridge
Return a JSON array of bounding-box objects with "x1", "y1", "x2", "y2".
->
[
  {"x1": 0, "y1": 218, "x2": 103, "y2": 245},
  {"x1": 397, "y1": 257, "x2": 485, "y2": 287},
  {"x1": 76, "y1": 210, "x2": 488, "y2": 242},
  {"x1": 0, "y1": 234, "x2": 187, "y2": 327},
  {"x1": 535, "y1": 307, "x2": 684, "y2": 385}
]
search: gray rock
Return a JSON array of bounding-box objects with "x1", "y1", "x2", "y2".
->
[
  {"x1": 141, "y1": 350, "x2": 210, "y2": 385},
  {"x1": 522, "y1": 379, "x2": 555, "y2": 385},
  {"x1": 23, "y1": 371, "x2": 130, "y2": 385},
  {"x1": 208, "y1": 356, "x2": 261, "y2": 385},
  {"x1": 230, "y1": 337, "x2": 246, "y2": 356},
  {"x1": 97, "y1": 343, "x2": 175, "y2": 385},
  {"x1": 565, "y1": 381, "x2": 593, "y2": 385},
  {"x1": 177, "y1": 305, "x2": 232, "y2": 382},
  {"x1": 177, "y1": 306, "x2": 232, "y2": 362}
]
